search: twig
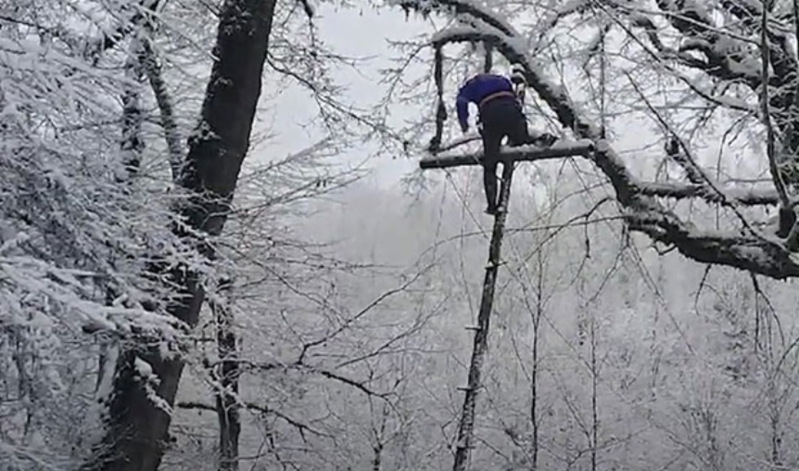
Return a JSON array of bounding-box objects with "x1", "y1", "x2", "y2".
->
[
  {"x1": 177, "y1": 401, "x2": 334, "y2": 438},
  {"x1": 314, "y1": 368, "x2": 389, "y2": 398},
  {"x1": 297, "y1": 270, "x2": 427, "y2": 362},
  {"x1": 233, "y1": 360, "x2": 392, "y2": 398}
]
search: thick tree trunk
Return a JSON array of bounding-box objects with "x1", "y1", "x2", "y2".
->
[{"x1": 86, "y1": 0, "x2": 277, "y2": 469}]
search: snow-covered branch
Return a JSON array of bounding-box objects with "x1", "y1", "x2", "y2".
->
[
  {"x1": 141, "y1": 36, "x2": 184, "y2": 180},
  {"x1": 638, "y1": 181, "x2": 779, "y2": 206},
  {"x1": 398, "y1": 0, "x2": 799, "y2": 279},
  {"x1": 419, "y1": 140, "x2": 595, "y2": 169}
]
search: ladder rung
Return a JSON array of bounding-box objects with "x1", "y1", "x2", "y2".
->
[{"x1": 485, "y1": 260, "x2": 505, "y2": 269}]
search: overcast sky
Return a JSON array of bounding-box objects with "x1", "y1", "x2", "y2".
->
[{"x1": 253, "y1": 3, "x2": 428, "y2": 189}]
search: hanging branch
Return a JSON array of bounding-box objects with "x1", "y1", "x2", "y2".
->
[
  {"x1": 429, "y1": 44, "x2": 446, "y2": 152},
  {"x1": 598, "y1": 19, "x2": 607, "y2": 139},
  {"x1": 483, "y1": 38, "x2": 493, "y2": 73}
]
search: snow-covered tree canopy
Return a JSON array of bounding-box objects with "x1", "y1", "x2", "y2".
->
[{"x1": 394, "y1": 0, "x2": 799, "y2": 280}]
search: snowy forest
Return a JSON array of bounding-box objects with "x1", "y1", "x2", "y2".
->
[{"x1": 6, "y1": 0, "x2": 799, "y2": 470}]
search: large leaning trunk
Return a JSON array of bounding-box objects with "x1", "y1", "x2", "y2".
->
[{"x1": 86, "y1": 0, "x2": 277, "y2": 469}]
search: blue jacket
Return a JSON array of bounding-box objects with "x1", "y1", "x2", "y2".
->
[{"x1": 456, "y1": 74, "x2": 514, "y2": 132}]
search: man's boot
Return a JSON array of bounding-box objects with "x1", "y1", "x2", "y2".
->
[{"x1": 484, "y1": 171, "x2": 498, "y2": 215}]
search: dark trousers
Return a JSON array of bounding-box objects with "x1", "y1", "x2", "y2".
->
[{"x1": 479, "y1": 97, "x2": 530, "y2": 212}]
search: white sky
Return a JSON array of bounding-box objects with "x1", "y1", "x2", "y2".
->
[{"x1": 253, "y1": 3, "x2": 426, "y2": 189}]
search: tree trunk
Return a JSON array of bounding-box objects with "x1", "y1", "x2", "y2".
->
[
  {"x1": 530, "y1": 249, "x2": 543, "y2": 471},
  {"x1": 214, "y1": 278, "x2": 240, "y2": 471},
  {"x1": 119, "y1": 35, "x2": 145, "y2": 180},
  {"x1": 590, "y1": 317, "x2": 598, "y2": 471},
  {"x1": 85, "y1": 0, "x2": 277, "y2": 468}
]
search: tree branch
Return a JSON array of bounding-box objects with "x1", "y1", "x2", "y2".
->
[
  {"x1": 419, "y1": 140, "x2": 595, "y2": 168},
  {"x1": 761, "y1": 5, "x2": 790, "y2": 208},
  {"x1": 397, "y1": 0, "x2": 799, "y2": 279},
  {"x1": 233, "y1": 360, "x2": 392, "y2": 398},
  {"x1": 177, "y1": 401, "x2": 334, "y2": 438},
  {"x1": 141, "y1": 36, "x2": 184, "y2": 180}
]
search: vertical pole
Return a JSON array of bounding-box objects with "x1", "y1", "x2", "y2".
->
[
  {"x1": 531, "y1": 247, "x2": 543, "y2": 470},
  {"x1": 430, "y1": 44, "x2": 446, "y2": 152},
  {"x1": 452, "y1": 162, "x2": 515, "y2": 471},
  {"x1": 483, "y1": 40, "x2": 493, "y2": 73},
  {"x1": 590, "y1": 316, "x2": 598, "y2": 471},
  {"x1": 598, "y1": 23, "x2": 607, "y2": 140}
]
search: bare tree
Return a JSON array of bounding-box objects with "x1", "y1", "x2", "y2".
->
[
  {"x1": 395, "y1": 0, "x2": 799, "y2": 279},
  {"x1": 87, "y1": 0, "x2": 279, "y2": 469},
  {"x1": 387, "y1": 0, "x2": 799, "y2": 469}
]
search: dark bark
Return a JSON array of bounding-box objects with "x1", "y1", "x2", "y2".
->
[
  {"x1": 87, "y1": 273, "x2": 204, "y2": 471},
  {"x1": 530, "y1": 252, "x2": 543, "y2": 470},
  {"x1": 429, "y1": 45, "x2": 445, "y2": 152},
  {"x1": 483, "y1": 39, "x2": 493, "y2": 73},
  {"x1": 119, "y1": 38, "x2": 145, "y2": 180},
  {"x1": 213, "y1": 279, "x2": 240, "y2": 471},
  {"x1": 590, "y1": 320, "x2": 598, "y2": 471},
  {"x1": 452, "y1": 162, "x2": 514, "y2": 471},
  {"x1": 86, "y1": 0, "x2": 277, "y2": 469}
]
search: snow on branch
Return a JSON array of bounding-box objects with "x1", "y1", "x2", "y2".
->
[
  {"x1": 0, "y1": 253, "x2": 184, "y2": 336},
  {"x1": 392, "y1": 0, "x2": 514, "y2": 36},
  {"x1": 419, "y1": 140, "x2": 595, "y2": 169},
  {"x1": 141, "y1": 36, "x2": 184, "y2": 181},
  {"x1": 638, "y1": 181, "x2": 779, "y2": 206},
  {"x1": 422, "y1": 139, "x2": 780, "y2": 206},
  {"x1": 600, "y1": 1, "x2": 765, "y2": 94},
  {"x1": 627, "y1": 211, "x2": 799, "y2": 279},
  {"x1": 396, "y1": 0, "x2": 799, "y2": 279}
]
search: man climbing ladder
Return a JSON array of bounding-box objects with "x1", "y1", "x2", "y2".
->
[
  {"x1": 456, "y1": 65, "x2": 556, "y2": 215},
  {"x1": 420, "y1": 50, "x2": 594, "y2": 471}
]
